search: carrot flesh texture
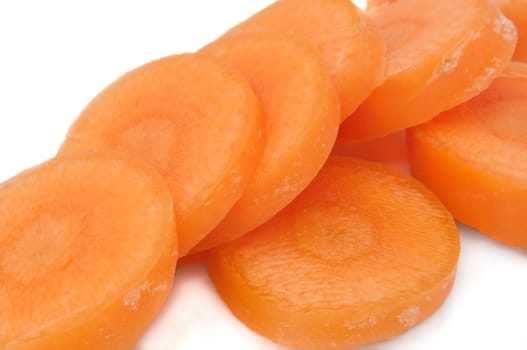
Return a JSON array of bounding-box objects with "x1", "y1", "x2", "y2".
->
[
  {"x1": 209, "y1": 157, "x2": 460, "y2": 350},
  {"x1": 496, "y1": 0, "x2": 527, "y2": 61},
  {"x1": 0, "y1": 153, "x2": 177, "y2": 350},
  {"x1": 332, "y1": 130, "x2": 408, "y2": 171},
  {"x1": 192, "y1": 33, "x2": 340, "y2": 253},
  {"x1": 58, "y1": 54, "x2": 264, "y2": 256},
  {"x1": 407, "y1": 63, "x2": 527, "y2": 248},
  {"x1": 224, "y1": 0, "x2": 385, "y2": 120},
  {"x1": 372, "y1": 0, "x2": 527, "y2": 62},
  {"x1": 367, "y1": 0, "x2": 396, "y2": 8},
  {"x1": 339, "y1": 0, "x2": 517, "y2": 143}
]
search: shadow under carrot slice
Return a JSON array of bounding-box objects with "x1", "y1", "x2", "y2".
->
[
  {"x1": 0, "y1": 153, "x2": 177, "y2": 350},
  {"x1": 178, "y1": 250, "x2": 210, "y2": 266},
  {"x1": 191, "y1": 32, "x2": 340, "y2": 254},
  {"x1": 58, "y1": 53, "x2": 264, "y2": 256},
  {"x1": 407, "y1": 62, "x2": 527, "y2": 248},
  {"x1": 339, "y1": 0, "x2": 517, "y2": 143},
  {"x1": 223, "y1": 0, "x2": 385, "y2": 120},
  {"x1": 332, "y1": 130, "x2": 409, "y2": 172},
  {"x1": 208, "y1": 156, "x2": 460, "y2": 350}
]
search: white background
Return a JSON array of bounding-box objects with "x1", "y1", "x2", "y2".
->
[{"x1": 0, "y1": 1, "x2": 526, "y2": 349}]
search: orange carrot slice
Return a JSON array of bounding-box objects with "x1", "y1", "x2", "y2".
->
[
  {"x1": 367, "y1": 0, "x2": 395, "y2": 8},
  {"x1": 338, "y1": 0, "x2": 517, "y2": 143},
  {"x1": 0, "y1": 152, "x2": 176, "y2": 350},
  {"x1": 369, "y1": 0, "x2": 527, "y2": 63},
  {"x1": 332, "y1": 130, "x2": 408, "y2": 171},
  {"x1": 496, "y1": 0, "x2": 527, "y2": 61},
  {"x1": 407, "y1": 62, "x2": 527, "y2": 248},
  {"x1": 191, "y1": 32, "x2": 340, "y2": 254},
  {"x1": 223, "y1": 0, "x2": 385, "y2": 120},
  {"x1": 58, "y1": 53, "x2": 264, "y2": 255},
  {"x1": 209, "y1": 156, "x2": 460, "y2": 350}
]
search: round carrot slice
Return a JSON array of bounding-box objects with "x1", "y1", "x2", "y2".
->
[
  {"x1": 0, "y1": 152, "x2": 176, "y2": 350},
  {"x1": 224, "y1": 0, "x2": 385, "y2": 120},
  {"x1": 58, "y1": 53, "x2": 264, "y2": 255},
  {"x1": 209, "y1": 157, "x2": 460, "y2": 350},
  {"x1": 192, "y1": 32, "x2": 340, "y2": 253},
  {"x1": 496, "y1": 0, "x2": 527, "y2": 61},
  {"x1": 407, "y1": 63, "x2": 527, "y2": 248},
  {"x1": 339, "y1": 0, "x2": 517, "y2": 143}
]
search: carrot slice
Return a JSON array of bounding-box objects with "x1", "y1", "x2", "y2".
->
[
  {"x1": 58, "y1": 53, "x2": 264, "y2": 255},
  {"x1": 496, "y1": 0, "x2": 527, "y2": 61},
  {"x1": 407, "y1": 62, "x2": 527, "y2": 248},
  {"x1": 223, "y1": 0, "x2": 385, "y2": 120},
  {"x1": 332, "y1": 130, "x2": 408, "y2": 171},
  {"x1": 209, "y1": 157, "x2": 460, "y2": 350},
  {"x1": 367, "y1": 0, "x2": 395, "y2": 8},
  {"x1": 369, "y1": 0, "x2": 527, "y2": 63},
  {"x1": 191, "y1": 32, "x2": 340, "y2": 253},
  {"x1": 0, "y1": 152, "x2": 176, "y2": 350},
  {"x1": 338, "y1": 0, "x2": 517, "y2": 143}
]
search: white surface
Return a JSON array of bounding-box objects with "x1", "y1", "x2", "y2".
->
[{"x1": 0, "y1": 1, "x2": 526, "y2": 350}]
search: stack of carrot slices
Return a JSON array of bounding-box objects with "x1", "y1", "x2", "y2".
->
[
  {"x1": 0, "y1": 0, "x2": 525, "y2": 349},
  {"x1": 58, "y1": 53, "x2": 264, "y2": 256},
  {"x1": 338, "y1": 0, "x2": 516, "y2": 143},
  {"x1": 192, "y1": 31, "x2": 341, "y2": 253}
]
